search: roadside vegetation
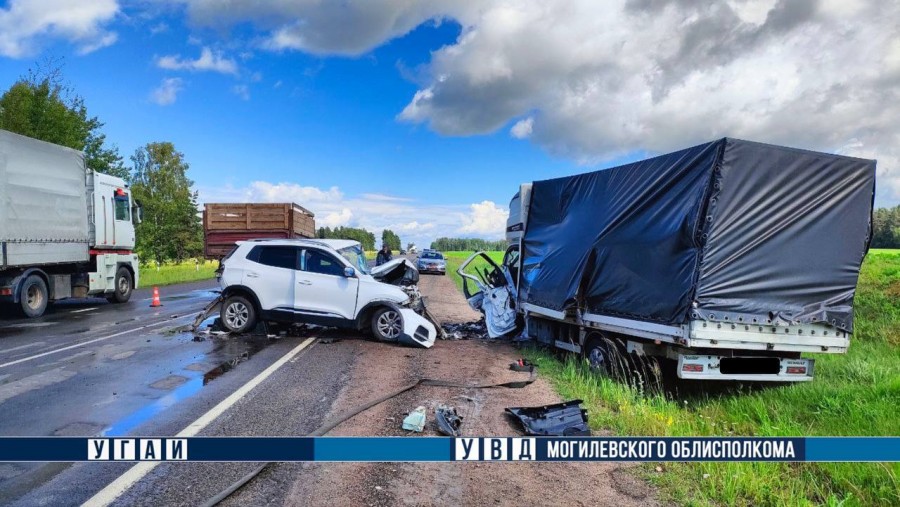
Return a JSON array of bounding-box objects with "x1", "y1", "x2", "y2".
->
[
  {"x1": 139, "y1": 260, "x2": 218, "y2": 287},
  {"x1": 444, "y1": 249, "x2": 899, "y2": 506},
  {"x1": 443, "y1": 251, "x2": 504, "y2": 292}
]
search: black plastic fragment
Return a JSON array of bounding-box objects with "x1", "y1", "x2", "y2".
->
[
  {"x1": 505, "y1": 400, "x2": 590, "y2": 436},
  {"x1": 435, "y1": 405, "x2": 463, "y2": 437}
]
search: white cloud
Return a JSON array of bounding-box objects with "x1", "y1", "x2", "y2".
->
[
  {"x1": 156, "y1": 47, "x2": 239, "y2": 75},
  {"x1": 173, "y1": 1, "x2": 899, "y2": 204},
  {"x1": 150, "y1": 77, "x2": 183, "y2": 106},
  {"x1": 149, "y1": 22, "x2": 169, "y2": 35},
  {"x1": 510, "y1": 117, "x2": 533, "y2": 139},
  {"x1": 198, "y1": 181, "x2": 507, "y2": 248},
  {"x1": 395, "y1": 0, "x2": 900, "y2": 204},
  {"x1": 232, "y1": 84, "x2": 250, "y2": 100},
  {"x1": 180, "y1": 0, "x2": 469, "y2": 56},
  {"x1": 0, "y1": 0, "x2": 119, "y2": 57},
  {"x1": 321, "y1": 208, "x2": 353, "y2": 228},
  {"x1": 76, "y1": 32, "x2": 118, "y2": 55},
  {"x1": 458, "y1": 200, "x2": 509, "y2": 236}
]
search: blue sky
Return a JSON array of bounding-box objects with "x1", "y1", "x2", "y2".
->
[{"x1": 0, "y1": 1, "x2": 896, "y2": 247}]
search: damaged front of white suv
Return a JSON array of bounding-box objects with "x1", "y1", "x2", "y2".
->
[{"x1": 367, "y1": 256, "x2": 443, "y2": 348}]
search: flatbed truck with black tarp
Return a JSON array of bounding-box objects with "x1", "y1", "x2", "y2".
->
[{"x1": 460, "y1": 138, "x2": 875, "y2": 382}]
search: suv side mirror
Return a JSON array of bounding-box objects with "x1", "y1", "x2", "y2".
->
[{"x1": 344, "y1": 267, "x2": 356, "y2": 278}]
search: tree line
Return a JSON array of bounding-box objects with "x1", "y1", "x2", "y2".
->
[
  {"x1": 317, "y1": 226, "x2": 377, "y2": 251},
  {"x1": 431, "y1": 237, "x2": 507, "y2": 251},
  {"x1": 871, "y1": 206, "x2": 900, "y2": 249},
  {"x1": 0, "y1": 62, "x2": 202, "y2": 265}
]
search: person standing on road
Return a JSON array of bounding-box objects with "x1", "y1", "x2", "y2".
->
[{"x1": 376, "y1": 244, "x2": 393, "y2": 266}]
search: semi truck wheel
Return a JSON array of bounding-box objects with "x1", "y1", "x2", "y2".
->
[
  {"x1": 20, "y1": 275, "x2": 49, "y2": 318},
  {"x1": 221, "y1": 295, "x2": 256, "y2": 333},
  {"x1": 107, "y1": 267, "x2": 134, "y2": 303}
]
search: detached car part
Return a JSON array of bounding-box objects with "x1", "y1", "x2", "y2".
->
[
  {"x1": 505, "y1": 400, "x2": 590, "y2": 436},
  {"x1": 457, "y1": 252, "x2": 518, "y2": 338},
  {"x1": 402, "y1": 406, "x2": 427, "y2": 432},
  {"x1": 435, "y1": 405, "x2": 463, "y2": 437}
]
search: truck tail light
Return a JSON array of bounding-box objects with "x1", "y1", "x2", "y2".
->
[
  {"x1": 785, "y1": 366, "x2": 807, "y2": 374},
  {"x1": 682, "y1": 363, "x2": 704, "y2": 373},
  {"x1": 0, "y1": 288, "x2": 11, "y2": 296}
]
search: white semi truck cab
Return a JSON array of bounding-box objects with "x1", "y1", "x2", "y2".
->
[{"x1": 0, "y1": 130, "x2": 142, "y2": 317}]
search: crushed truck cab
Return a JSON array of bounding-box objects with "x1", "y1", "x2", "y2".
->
[{"x1": 466, "y1": 138, "x2": 875, "y2": 382}]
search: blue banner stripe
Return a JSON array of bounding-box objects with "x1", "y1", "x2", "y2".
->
[
  {"x1": 314, "y1": 437, "x2": 452, "y2": 461},
  {"x1": 806, "y1": 437, "x2": 900, "y2": 462}
]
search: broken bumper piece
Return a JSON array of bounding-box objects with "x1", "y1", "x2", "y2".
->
[
  {"x1": 397, "y1": 308, "x2": 437, "y2": 349},
  {"x1": 505, "y1": 400, "x2": 590, "y2": 436}
]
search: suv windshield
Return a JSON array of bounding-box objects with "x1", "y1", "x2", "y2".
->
[
  {"x1": 338, "y1": 245, "x2": 370, "y2": 274},
  {"x1": 421, "y1": 252, "x2": 443, "y2": 260}
]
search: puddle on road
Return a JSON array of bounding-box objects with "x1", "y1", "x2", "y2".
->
[
  {"x1": 100, "y1": 333, "x2": 277, "y2": 437},
  {"x1": 162, "y1": 290, "x2": 220, "y2": 302}
]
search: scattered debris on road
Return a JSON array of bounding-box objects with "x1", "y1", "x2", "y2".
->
[
  {"x1": 435, "y1": 405, "x2": 463, "y2": 437},
  {"x1": 505, "y1": 399, "x2": 590, "y2": 436},
  {"x1": 402, "y1": 406, "x2": 427, "y2": 432},
  {"x1": 441, "y1": 319, "x2": 488, "y2": 340},
  {"x1": 509, "y1": 358, "x2": 533, "y2": 372}
]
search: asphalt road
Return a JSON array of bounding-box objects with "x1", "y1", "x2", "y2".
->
[{"x1": 0, "y1": 280, "x2": 352, "y2": 506}]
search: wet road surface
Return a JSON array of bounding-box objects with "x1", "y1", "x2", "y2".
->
[{"x1": 0, "y1": 280, "x2": 351, "y2": 506}]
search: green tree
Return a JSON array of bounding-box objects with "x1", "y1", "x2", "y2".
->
[
  {"x1": 130, "y1": 142, "x2": 203, "y2": 263},
  {"x1": 430, "y1": 237, "x2": 507, "y2": 251},
  {"x1": 381, "y1": 229, "x2": 401, "y2": 251},
  {"x1": 0, "y1": 62, "x2": 128, "y2": 179},
  {"x1": 317, "y1": 226, "x2": 377, "y2": 250}
]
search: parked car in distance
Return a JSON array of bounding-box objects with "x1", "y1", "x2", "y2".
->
[
  {"x1": 216, "y1": 238, "x2": 436, "y2": 348},
  {"x1": 417, "y1": 250, "x2": 447, "y2": 275}
]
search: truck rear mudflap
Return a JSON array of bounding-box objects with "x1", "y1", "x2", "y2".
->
[{"x1": 677, "y1": 354, "x2": 814, "y2": 382}]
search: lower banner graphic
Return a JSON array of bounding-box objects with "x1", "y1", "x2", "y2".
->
[{"x1": 0, "y1": 437, "x2": 896, "y2": 462}]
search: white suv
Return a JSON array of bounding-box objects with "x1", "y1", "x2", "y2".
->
[{"x1": 216, "y1": 238, "x2": 436, "y2": 348}]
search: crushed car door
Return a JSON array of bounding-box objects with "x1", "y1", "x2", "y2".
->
[{"x1": 457, "y1": 252, "x2": 518, "y2": 338}]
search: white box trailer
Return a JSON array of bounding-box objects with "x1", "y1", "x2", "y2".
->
[
  {"x1": 461, "y1": 138, "x2": 875, "y2": 383},
  {"x1": 0, "y1": 130, "x2": 142, "y2": 317}
]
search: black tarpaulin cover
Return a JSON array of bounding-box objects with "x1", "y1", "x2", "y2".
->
[{"x1": 519, "y1": 138, "x2": 875, "y2": 333}]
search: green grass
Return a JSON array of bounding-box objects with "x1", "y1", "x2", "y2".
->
[
  {"x1": 446, "y1": 249, "x2": 900, "y2": 506},
  {"x1": 443, "y1": 250, "x2": 504, "y2": 292},
  {"x1": 139, "y1": 260, "x2": 218, "y2": 287}
]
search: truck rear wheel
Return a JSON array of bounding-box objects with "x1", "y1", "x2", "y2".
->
[
  {"x1": 20, "y1": 275, "x2": 48, "y2": 318},
  {"x1": 583, "y1": 333, "x2": 628, "y2": 380},
  {"x1": 107, "y1": 267, "x2": 133, "y2": 303}
]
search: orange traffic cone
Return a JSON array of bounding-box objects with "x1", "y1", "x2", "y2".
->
[{"x1": 150, "y1": 286, "x2": 162, "y2": 307}]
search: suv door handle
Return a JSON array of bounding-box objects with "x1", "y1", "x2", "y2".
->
[
  {"x1": 298, "y1": 280, "x2": 312, "y2": 285},
  {"x1": 246, "y1": 272, "x2": 259, "y2": 278}
]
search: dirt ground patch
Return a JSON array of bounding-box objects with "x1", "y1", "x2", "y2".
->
[{"x1": 256, "y1": 272, "x2": 662, "y2": 506}]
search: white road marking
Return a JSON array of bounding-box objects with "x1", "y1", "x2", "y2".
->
[
  {"x1": 71, "y1": 307, "x2": 98, "y2": 313},
  {"x1": 0, "y1": 317, "x2": 193, "y2": 370},
  {"x1": 0, "y1": 341, "x2": 46, "y2": 354},
  {"x1": 82, "y1": 337, "x2": 317, "y2": 507}
]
